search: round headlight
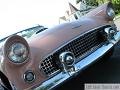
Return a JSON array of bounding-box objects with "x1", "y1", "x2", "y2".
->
[
  {"x1": 8, "y1": 43, "x2": 28, "y2": 63},
  {"x1": 107, "y1": 8, "x2": 115, "y2": 19}
]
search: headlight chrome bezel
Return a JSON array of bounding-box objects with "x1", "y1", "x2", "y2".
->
[
  {"x1": 106, "y1": 3, "x2": 115, "y2": 20},
  {"x1": 107, "y1": 8, "x2": 115, "y2": 19},
  {"x1": 4, "y1": 35, "x2": 30, "y2": 65}
]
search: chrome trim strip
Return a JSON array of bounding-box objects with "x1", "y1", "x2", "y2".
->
[
  {"x1": 114, "y1": 31, "x2": 120, "y2": 42},
  {"x1": 32, "y1": 31, "x2": 120, "y2": 90}
]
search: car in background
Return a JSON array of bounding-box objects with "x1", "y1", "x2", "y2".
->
[{"x1": 0, "y1": 2, "x2": 120, "y2": 90}]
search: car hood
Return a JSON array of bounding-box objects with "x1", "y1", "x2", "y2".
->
[{"x1": 28, "y1": 16, "x2": 113, "y2": 60}]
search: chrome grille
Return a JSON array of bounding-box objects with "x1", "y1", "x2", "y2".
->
[
  {"x1": 56, "y1": 29, "x2": 103, "y2": 59},
  {"x1": 40, "y1": 55, "x2": 59, "y2": 76},
  {"x1": 40, "y1": 26, "x2": 109, "y2": 76}
]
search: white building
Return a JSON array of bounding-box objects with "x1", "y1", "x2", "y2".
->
[{"x1": 59, "y1": 0, "x2": 95, "y2": 23}]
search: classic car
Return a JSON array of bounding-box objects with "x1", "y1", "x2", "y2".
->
[{"x1": 0, "y1": 2, "x2": 120, "y2": 90}]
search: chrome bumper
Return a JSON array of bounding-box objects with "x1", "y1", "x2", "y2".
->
[{"x1": 32, "y1": 31, "x2": 120, "y2": 90}]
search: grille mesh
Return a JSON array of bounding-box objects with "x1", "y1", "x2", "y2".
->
[
  {"x1": 40, "y1": 55, "x2": 59, "y2": 75},
  {"x1": 55, "y1": 29, "x2": 105, "y2": 60},
  {"x1": 40, "y1": 26, "x2": 108, "y2": 76}
]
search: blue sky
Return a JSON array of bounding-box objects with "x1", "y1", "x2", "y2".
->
[{"x1": 0, "y1": 0, "x2": 75, "y2": 39}]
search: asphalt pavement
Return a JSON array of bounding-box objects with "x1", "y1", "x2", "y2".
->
[{"x1": 55, "y1": 19, "x2": 120, "y2": 90}]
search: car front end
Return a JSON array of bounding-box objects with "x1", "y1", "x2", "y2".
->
[{"x1": 0, "y1": 2, "x2": 120, "y2": 90}]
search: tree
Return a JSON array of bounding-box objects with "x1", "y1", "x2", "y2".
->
[
  {"x1": 112, "y1": 0, "x2": 120, "y2": 14},
  {"x1": 76, "y1": 0, "x2": 120, "y2": 14},
  {"x1": 76, "y1": 0, "x2": 82, "y2": 4},
  {"x1": 76, "y1": 0, "x2": 98, "y2": 6}
]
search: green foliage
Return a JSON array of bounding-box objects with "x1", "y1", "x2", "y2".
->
[
  {"x1": 76, "y1": 0, "x2": 120, "y2": 14},
  {"x1": 86, "y1": 0, "x2": 98, "y2": 6},
  {"x1": 112, "y1": 0, "x2": 120, "y2": 14},
  {"x1": 76, "y1": 0, "x2": 82, "y2": 4}
]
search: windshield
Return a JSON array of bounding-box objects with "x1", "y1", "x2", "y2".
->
[
  {"x1": 0, "y1": 25, "x2": 47, "y2": 43},
  {"x1": 0, "y1": 0, "x2": 120, "y2": 40}
]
